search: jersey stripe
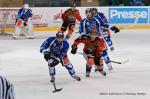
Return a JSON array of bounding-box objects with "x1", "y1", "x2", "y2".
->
[{"x1": 0, "y1": 76, "x2": 15, "y2": 99}]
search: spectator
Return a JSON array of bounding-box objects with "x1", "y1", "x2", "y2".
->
[
  {"x1": 130, "y1": 0, "x2": 144, "y2": 6},
  {"x1": 143, "y1": 0, "x2": 150, "y2": 6},
  {"x1": 99, "y1": 0, "x2": 112, "y2": 6}
]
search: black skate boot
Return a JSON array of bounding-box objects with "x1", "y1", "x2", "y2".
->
[
  {"x1": 99, "y1": 70, "x2": 107, "y2": 76},
  {"x1": 71, "y1": 74, "x2": 81, "y2": 81},
  {"x1": 94, "y1": 65, "x2": 98, "y2": 72},
  {"x1": 86, "y1": 64, "x2": 92, "y2": 77},
  {"x1": 86, "y1": 72, "x2": 90, "y2": 77},
  {"x1": 94, "y1": 68, "x2": 98, "y2": 72}
]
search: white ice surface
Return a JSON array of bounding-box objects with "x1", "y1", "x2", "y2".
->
[{"x1": 0, "y1": 30, "x2": 150, "y2": 99}]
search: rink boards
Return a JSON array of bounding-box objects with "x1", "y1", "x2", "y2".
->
[{"x1": 0, "y1": 6, "x2": 150, "y2": 33}]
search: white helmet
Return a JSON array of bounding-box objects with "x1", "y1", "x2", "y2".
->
[{"x1": 23, "y1": 4, "x2": 29, "y2": 10}]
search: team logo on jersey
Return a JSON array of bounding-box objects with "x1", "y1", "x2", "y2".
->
[{"x1": 92, "y1": 20, "x2": 97, "y2": 24}]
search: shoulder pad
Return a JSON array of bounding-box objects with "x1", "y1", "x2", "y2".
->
[
  {"x1": 47, "y1": 37, "x2": 55, "y2": 41},
  {"x1": 63, "y1": 40, "x2": 68, "y2": 44},
  {"x1": 67, "y1": 9, "x2": 72, "y2": 11},
  {"x1": 63, "y1": 40, "x2": 69, "y2": 47}
]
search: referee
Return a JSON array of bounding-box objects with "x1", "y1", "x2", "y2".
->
[{"x1": 0, "y1": 75, "x2": 15, "y2": 99}]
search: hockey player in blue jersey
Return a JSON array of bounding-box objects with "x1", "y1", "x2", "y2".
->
[
  {"x1": 40, "y1": 32, "x2": 81, "y2": 82},
  {"x1": 92, "y1": 8, "x2": 120, "y2": 51},
  {"x1": 91, "y1": 8, "x2": 120, "y2": 71},
  {"x1": 79, "y1": 8, "x2": 109, "y2": 36},
  {"x1": 13, "y1": 4, "x2": 34, "y2": 39},
  {"x1": 79, "y1": 8, "x2": 116, "y2": 71}
]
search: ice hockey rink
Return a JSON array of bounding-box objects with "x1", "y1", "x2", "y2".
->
[{"x1": 0, "y1": 29, "x2": 150, "y2": 99}]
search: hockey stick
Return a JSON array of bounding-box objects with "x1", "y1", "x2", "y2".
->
[
  {"x1": 76, "y1": 52, "x2": 129, "y2": 64},
  {"x1": 47, "y1": 59, "x2": 63, "y2": 93},
  {"x1": 52, "y1": 82, "x2": 63, "y2": 93},
  {"x1": 110, "y1": 59, "x2": 129, "y2": 64},
  {"x1": 53, "y1": 21, "x2": 80, "y2": 25}
]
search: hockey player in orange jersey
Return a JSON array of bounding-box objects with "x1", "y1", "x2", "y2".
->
[
  {"x1": 61, "y1": 3, "x2": 82, "y2": 40},
  {"x1": 71, "y1": 32, "x2": 107, "y2": 77}
]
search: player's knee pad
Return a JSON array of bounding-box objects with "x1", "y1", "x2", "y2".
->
[
  {"x1": 104, "y1": 37, "x2": 113, "y2": 46},
  {"x1": 87, "y1": 57, "x2": 94, "y2": 67},
  {"x1": 48, "y1": 58, "x2": 59, "y2": 67},
  {"x1": 65, "y1": 64, "x2": 75, "y2": 75},
  {"x1": 104, "y1": 57, "x2": 110, "y2": 64},
  {"x1": 104, "y1": 56, "x2": 110, "y2": 64},
  {"x1": 102, "y1": 50, "x2": 110, "y2": 64},
  {"x1": 103, "y1": 55, "x2": 110, "y2": 64},
  {"x1": 102, "y1": 50, "x2": 109, "y2": 57},
  {"x1": 65, "y1": 63, "x2": 73, "y2": 70},
  {"x1": 49, "y1": 66, "x2": 56, "y2": 75}
]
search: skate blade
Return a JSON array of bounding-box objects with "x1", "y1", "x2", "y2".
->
[{"x1": 52, "y1": 88, "x2": 63, "y2": 93}]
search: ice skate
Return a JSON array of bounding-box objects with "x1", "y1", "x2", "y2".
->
[
  {"x1": 71, "y1": 74, "x2": 81, "y2": 81},
  {"x1": 99, "y1": 70, "x2": 107, "y2": 76},
  {"x1": 86, "y1": 72, "x2": 90, "y2": 77}
]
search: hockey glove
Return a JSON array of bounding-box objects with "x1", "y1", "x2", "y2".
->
[
  {"x1": 43, "y1": 51, "x2": 50, "y2": 61},
  {"x1": 110, "y1": 26, "x2": 120, "y2": 33},
  {"x1": 71, "y1": 45, "x2": 77, "y2": 54},
  {"x1": 48, "y1": 58, "x2": 59, "y2": 67}
]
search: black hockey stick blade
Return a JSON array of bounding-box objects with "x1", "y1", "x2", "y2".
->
[
  {"x1": 52, "y1": 82, "x2": 63, "y2": 93},
  {"x1": 52, "y1": 88, "x2": 63, "y2": 93}
]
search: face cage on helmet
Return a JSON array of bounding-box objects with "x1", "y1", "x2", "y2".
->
[
  {"x1": 85, "y1": 8, "x2": 92, "y2": 14},
  {"x1": 56, "y1": 34, "x2": 64, "y2": 39}
]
